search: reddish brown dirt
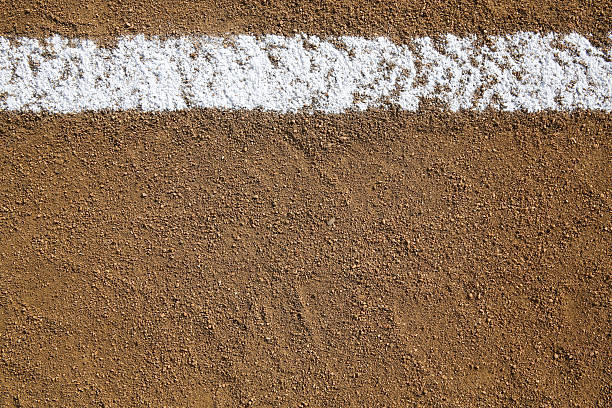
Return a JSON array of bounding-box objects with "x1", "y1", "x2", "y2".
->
[
  {"x1": 1, "y1": 0, "x2": 611, "y2": 43},
  {"x1": 1, "y1": 1, "x2": 612, "y2": 407},
  {"x1": 0, "y1": 110, "x2": 610, "y2": 407}
]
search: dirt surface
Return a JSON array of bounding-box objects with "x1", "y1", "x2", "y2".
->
[
  {"x1": 1, "y1": 110, "x2": 611, "y2": 407},
  {"x1": 1, "y1": 1, "x2": 612, "y2": 407},
  {"x1": 1, "y1": 0, "x2": 611, "y2": 43}
]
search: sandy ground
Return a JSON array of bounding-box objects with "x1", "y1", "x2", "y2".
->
[
  {"x1": 1, "y1": 0, "x2": 611, "y2": 43},
  {"x1": 1, "y1": 1, "x2": 611, "y2": 407}
]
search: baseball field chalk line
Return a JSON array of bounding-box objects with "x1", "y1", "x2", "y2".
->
[{"x1": 1, "y1": 32, "x2": 611, "y2": 113}]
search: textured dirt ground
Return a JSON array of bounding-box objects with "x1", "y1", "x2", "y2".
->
[
  {"x1": 1, "y1": 110, "x2": 610, "y2": 407},
  {"x1": 1, "y1": 1, "x2": 612, "y2": 407},
  {"x1": 1, "y1": 0, "x2": 611, "y2": 43}
]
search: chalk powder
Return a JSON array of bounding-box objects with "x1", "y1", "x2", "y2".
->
[{"x1": 0, "y1": 32, "x2": 610, "y2": 113}]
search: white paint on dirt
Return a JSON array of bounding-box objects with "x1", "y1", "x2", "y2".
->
[{"x1": 0, "y1": 32, "x2": 611, "y2": 113}]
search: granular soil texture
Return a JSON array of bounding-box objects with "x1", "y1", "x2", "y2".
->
[
  {"x1": 0, "y1": 110, "x2": 611, "y2": 407},
  {"x1": 2, "y1": 0, "x2": 612, "y2": 406},
  {"x1": 1, "y1": 0, "x2": 611, "y2": 43}
]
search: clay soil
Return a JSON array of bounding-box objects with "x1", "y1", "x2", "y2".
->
[
  {"x1": 1, "y1": 0, "x2": 611, "y2": 43},
  {"x1": 1, "y1": 1, "x2": 612, "y2": 408}
]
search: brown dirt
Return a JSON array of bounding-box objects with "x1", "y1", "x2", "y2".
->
[
  {"x1": 1, "y1": 110, "x2": 611, "y2": 407},
  {"x1": 1, "y1": 1, "x2": 612, "y2": 407},
  {"x1": 1, "y1": 0, "x2": 611, "y2": 43}
]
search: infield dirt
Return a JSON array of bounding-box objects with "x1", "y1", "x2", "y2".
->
[
  {"x1": 1, "y1": 1, "x2": 611, "y2": 407},
  {"x1": 1, "y1": 0, "x2": 611, "y2": 43}
]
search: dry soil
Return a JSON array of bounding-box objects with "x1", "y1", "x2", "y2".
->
[{"x1": 0, "y1": 1, "x2": 611, "y2": 407}]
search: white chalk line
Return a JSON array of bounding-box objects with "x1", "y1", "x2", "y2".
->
[{"x1": 0, "y1": 32, "x2": 611, "y2": 113}]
